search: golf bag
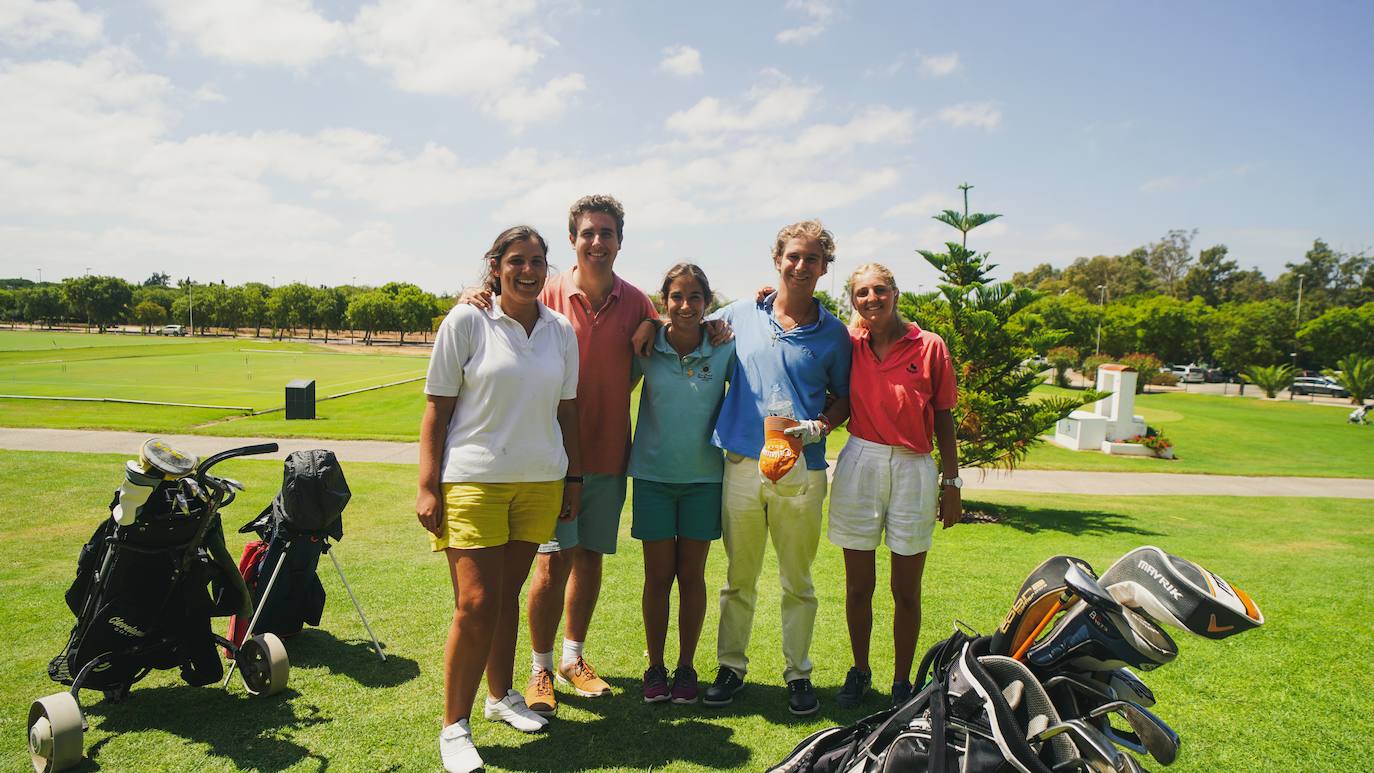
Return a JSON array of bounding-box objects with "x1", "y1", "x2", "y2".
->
[
  {"x1": 47, "y1": 442, "x2": 277, "y2": 698},
  {"x1": 771, "y1": 631, "x2": 1079, "y2": 773},
  {"x1": 228, "y1": 449, "x2": 350, "y2": 647}
]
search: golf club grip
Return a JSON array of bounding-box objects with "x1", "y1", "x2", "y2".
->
[{"x1": 1012, "y1": 597, "x2": 1063, "y2": 661}]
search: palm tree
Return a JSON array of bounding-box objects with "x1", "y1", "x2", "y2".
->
[
  {"x1": 1326, "y1": 355, "x2": 1374, "y2": 405},
  {"x1": 1243, "y1": 364, "x2": 1295, "y2": 399}
]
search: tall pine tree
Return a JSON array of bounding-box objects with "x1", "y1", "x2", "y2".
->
[{"x1": 914, "y1": 184, "x2": 1103, "y2": 469}]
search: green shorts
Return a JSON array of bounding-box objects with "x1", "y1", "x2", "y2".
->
[
  {"x1": 539, "y1": 473, "x2": 627, "y2": 555},
  {"x1": 631, "y1": 479, "x2": 723, "y2": 543}
]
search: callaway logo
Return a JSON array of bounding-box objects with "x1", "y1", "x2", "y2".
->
[
  {"x1": 1207, "y1": 614, "x2": 1234, "y2": 633},
  {"x1": 1136, "y1": 559, "x2": 1184, "y2": 601},
  {"x1": 108, "y1": 616, "x2": 145, "y2": 638}
]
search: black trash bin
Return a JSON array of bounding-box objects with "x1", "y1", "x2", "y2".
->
[{"x1": 285, "y1": 379, "x2": 315, "y2": 420}]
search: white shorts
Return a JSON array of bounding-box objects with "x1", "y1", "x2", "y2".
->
[{"x1": 827, "y1": 435, "x2": 938, "y2": 556}]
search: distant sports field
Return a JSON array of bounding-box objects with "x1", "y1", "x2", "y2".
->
[{"x1": 0, "y1": 330, "x2": 427, "y2": 412}]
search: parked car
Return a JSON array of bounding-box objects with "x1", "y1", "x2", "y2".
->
[
  {"x1": 160, "y1": 324, "x2": 186, "y2": 336},
  {"x1": 1290, "y1": 376, "x2": 1349, "y2": 398},
  {"x1": 1169, "y1": 365, "x2": 1205, "y2": 383}
]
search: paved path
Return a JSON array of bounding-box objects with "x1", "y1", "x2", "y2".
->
[{"x1": 4, "y1": 427, "x2": 1373, "y2": 499}]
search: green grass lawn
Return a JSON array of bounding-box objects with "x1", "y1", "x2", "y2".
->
[
  {"x1": 0, "y1": 330, "x2": 208, "y2": 351},
  {"x1": 0, "y1": 335, "x2": 427, "y2": 413},
  {"x1": 3, "y1": 450, "x2": 1369, "y2": 771},
  {"x1": 1019, "y1": 391, "x2": 1372, "y2": 478}
]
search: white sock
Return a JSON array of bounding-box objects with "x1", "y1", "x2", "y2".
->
[
  {"x1": 561, "y1": 639, "x2": 584, "y2": 667},
  {"x1": 532, "y1": 650, "x2": 554, "y2": 675}
]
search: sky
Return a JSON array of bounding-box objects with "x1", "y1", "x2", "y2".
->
[{"x1": 2, "y1": 0, "x2": 1371, "y2": 300}]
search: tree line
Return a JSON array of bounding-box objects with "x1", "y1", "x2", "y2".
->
[
  {"x1": 0, "y1": 274, "x2": 451, "y2": 345},
  {"x1": 1006, "y1": 234, "x2": 1373, "y2": 372}
]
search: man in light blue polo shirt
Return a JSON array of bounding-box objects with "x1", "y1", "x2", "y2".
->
[{"x1": 702, "y1": 220, "x2": 851, "y2": 717}]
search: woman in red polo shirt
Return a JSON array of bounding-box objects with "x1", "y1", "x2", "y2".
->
[{"x1": 828, "y1": 262, "x2": 962, "y2": 710}]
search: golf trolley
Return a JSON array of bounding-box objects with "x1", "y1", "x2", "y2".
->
[{"x1": 28, "y1": 440, "x2": 290, "y2": 773}]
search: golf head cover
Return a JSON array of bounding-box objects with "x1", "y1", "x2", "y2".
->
[
  {"x1": 989, "y1": 555, "x2": 1098, "y2": 656},
  {"x1": 1025, "y1": 600, "x2": 1178, "y2": 673},
  {"x1": 1100, "y1": 546, "x2": 1263, "y2": 639}
]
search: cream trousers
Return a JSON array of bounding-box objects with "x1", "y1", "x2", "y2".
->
[{"x1": 716, "y1": 454, "x2": 828, "y2": 683}]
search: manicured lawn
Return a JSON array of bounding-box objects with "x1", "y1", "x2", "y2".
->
[
  {"x1": 0, "y1": 336, "x2": 426, "y2": 412},
  {"x1": 3, "y1": 450, "x2": 1369, "y2": 771},
  {"x1": 1019, "y1": 391, "x2": 1372, "y2": 478},
  {"x1": 0, "y1": 329, "x2": 208, "y2": 351}
]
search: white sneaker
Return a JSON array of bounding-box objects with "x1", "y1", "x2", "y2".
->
[
  {"x1": 439, "y1": 720, "x2": 483, "y2": 773},
  {"x1": 484, "y1": 690, "x2": 549, "y2": 733}
]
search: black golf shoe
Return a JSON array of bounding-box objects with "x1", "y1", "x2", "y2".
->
[
  {"x1": 891, "y1": 679, "x2": 913, "y2": 706},
  {"x1": 702, "y1": 667, "x2": 745, "y2": 707},
  {"x1": 788, "y1": 678, "x2": 819, "y2": 716},
  {"x1": 836, "y1": 667, "x2": 871, "y2": 708}
]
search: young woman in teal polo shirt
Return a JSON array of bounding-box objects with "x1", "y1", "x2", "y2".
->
[{"x1": 628, "y1": 263, "x2": 735, "y2": 704}]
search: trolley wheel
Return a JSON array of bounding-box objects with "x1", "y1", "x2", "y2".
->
[
  {"x1": 27, "y1": 692, "x2": 83, "y2": 773},
  {"x1": 239, "y1": 633, "x2": 289, "y2": 696}
]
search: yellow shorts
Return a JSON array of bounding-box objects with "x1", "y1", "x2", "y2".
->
[{"x1": 430, "y1": 481, "x2": 563, "y2": 552}]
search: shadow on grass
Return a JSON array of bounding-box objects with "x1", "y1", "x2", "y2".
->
[
  {"x1": 281, "y1": 628, "x2": 419, "y2": 689},
  {"x1": 483, "y1": 676, "x2": 883, "y2": 771},
  {"x1": 968, "y1": 501, "x2": 1163, "y2": 537},
  {"x1": 85, "y1": 685, "x2": 328, "y2": 772}
]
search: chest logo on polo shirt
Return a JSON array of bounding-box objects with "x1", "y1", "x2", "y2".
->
[
  {"x1": 697, "y1": 364, "x2": 714, "y2": 381},
  {"x1": 905, "y1": 362, "x2": 919, "y2": 374}
]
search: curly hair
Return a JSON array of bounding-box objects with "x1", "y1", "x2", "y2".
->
[
  {"x1": 771, "y1": 219, "x2": 836, "y2": 264},
  {"x1": 483, "y1": 225, "x2": 548, "y2": 296},
  {"x1": 568, "y1": 194, "x2": 626, "y2": 241}
]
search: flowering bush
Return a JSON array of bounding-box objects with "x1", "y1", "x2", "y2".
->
[{"x1": 1127, "y1": 431, "x2": 1173, "y2": 458}]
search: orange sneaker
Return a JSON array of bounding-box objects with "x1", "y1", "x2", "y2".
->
[
  {"x1": 557, "y1": 655, "x2": 612, "y2": 697},
  {"x1": 524, "y1": 668, "x2": 557, "y2": 717}
]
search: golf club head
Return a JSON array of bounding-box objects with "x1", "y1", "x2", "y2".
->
[
  {"x1": 1027, "y1": 601, "x2": 1178, "y2": 674},
  {"x1": 1107, "y1": 668, "x2": 1156, "y2": 708},
  {"x1": 1087, "y1": 701, "x2": 1179, "y2": 766},
  {"x1": 1044, "y1": 671, "x2": 1117, "y2": 719},
  {"x1": 139, "y1": 437, "x2": 198, "y2": 478},
  {"x1": 992, "y1": 555, "x2": 1099, "y2": 656},
  {"x1": 1066, "y1": 563, "x2": 1122, "y2": 613},
  {"x1": 1101, "y1": 546, "x2": 1263, "y2": 640},
  {"x1": 1033, "y1": 718, "x2": 1128, "y2": 773}
]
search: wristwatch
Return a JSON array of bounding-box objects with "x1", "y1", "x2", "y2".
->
[
  {"x1": 941, "y1": 476, "x2": 963, "y2": 489},
  {"x1": 565, "y1": 475, "x2": 585, "y2": 484}
]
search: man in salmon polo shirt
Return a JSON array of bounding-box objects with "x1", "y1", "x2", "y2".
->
[{"x1": 462, "y1": 195, "x2": 660, "y2": 714}]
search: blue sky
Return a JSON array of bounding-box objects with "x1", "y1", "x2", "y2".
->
[{"x1": 2, "y1": 0, "x2": 1370, "y2": 300}]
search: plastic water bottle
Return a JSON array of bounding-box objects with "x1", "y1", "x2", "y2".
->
[{"x1": 767, "y1": 385, "x2": 795, "y2": 419}]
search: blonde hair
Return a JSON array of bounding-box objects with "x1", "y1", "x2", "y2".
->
[
  {"x1": 771, "y1": 219, "x2": 837, "y2": 264},
  {"x1": 847, "y1": 262, "x2": 900, "y2": 327}
]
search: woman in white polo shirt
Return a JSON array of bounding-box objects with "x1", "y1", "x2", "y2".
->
[{"x1": 417, "y1": 225, "x2": 582, "y2": 773}]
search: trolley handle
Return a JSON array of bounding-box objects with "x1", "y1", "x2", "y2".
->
[{"x1": 195, "y1": 443, "x2": 279, "y2": 487}]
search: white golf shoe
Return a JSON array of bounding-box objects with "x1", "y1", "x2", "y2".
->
[
  {"x1": 439, "y1": 720, "x2": 483, "y2": 773},
  {"x1": 484, "y1": 689, "x2": 549, "y2": 733}
]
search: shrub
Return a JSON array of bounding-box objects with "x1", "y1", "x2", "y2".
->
[
  {"x1": 1243, "y1": 364, "x2": 1295, "y2": 398},
  {"x1": 1120, "y1": 353, "x2": 1165, "y2": 394},
  {"x1": 1152, "y1": 371, "x2": 1180, "y2": 387},
  {"x1": 1127, "y1": 431, "x2": 1173, "y2": 458},
  {"x1": 1082, "y1": 354, "x2": 1114, "y2": 383},
  {"x1": 1325, "y1": 354, "x2": 1374, "y2": 405},
  {"x1": 1046, "y1": 346, "x2": 1079, "y2": 388}
]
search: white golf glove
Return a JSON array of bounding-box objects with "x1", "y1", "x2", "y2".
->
[{"x1": 782, "y1": 418, "x2": 827, "y2": 445}]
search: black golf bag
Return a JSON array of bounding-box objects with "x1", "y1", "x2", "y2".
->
[
  {"x1": 229, "y1": 450, "x2": 351, "y2": 647},
  {"x1": 771, "y1": 631, "x2": 1078, "y2": 773},
  {"x1": 47, "y1": 444, "x2": 273, "y2": 699}
]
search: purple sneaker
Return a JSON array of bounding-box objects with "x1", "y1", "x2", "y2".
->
[
  {"x1": 670, "y1": 665, "x2": 699, "y2": 704},
  {"x1": 643, "y1": 664, "x2": 670, "y2": 703}
]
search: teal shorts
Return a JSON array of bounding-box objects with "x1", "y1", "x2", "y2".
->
[
  {"x1": 539, "y1": 473, "x2": 627, "y2": 555},
  {"x1": 631, "y1": 479, "x2": 723, "y2": 542}
]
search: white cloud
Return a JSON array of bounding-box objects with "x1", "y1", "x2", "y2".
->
[
  {"x1": 484, "y1": 74, "x2": 587, "y2": 128},
  {"x1": 192, "y1": 85, "x2": 226, "y2": 103},
  {"x1": 666, "y1": 77, "x2": 820, "y2": 137},
  {"x1": 935, "y1": 101, "x2": 1001, "y2": 130},
  {"x1": 0, "y1": 0, "x2": 103, "y2": 47},
  {"x1": 1140, "y1": 164, "x2": 1252, "y2": 193},
  {"x1": 149, "y1": 0, "x2": 346, "y2": 68},
  {"x1": 883, "y1": 191, "x2": 957, "y2": 220},
  {"x1": 658, "y1": 44, "x2": 702, "y2": 77},
  {"x1": 919, "y1": 52, "x2": 959, "y2": 77},
  {"x1": 844, "y1": 227, "x2": 903, "y2": 259},
  {"x1": 776, "y1": 0, "x2": 836, "y2": 44}
]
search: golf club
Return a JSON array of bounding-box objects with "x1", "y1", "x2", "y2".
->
[
  {"x1": 1107, "y1": 668, "x2": 1156, "y2": 708},
  {"x1": 1087, "y1": 700, "x2": 1179, "y2": 766},
  {"x1": 1032, "y1": 718, "x2": 1129, "y2": 773}
]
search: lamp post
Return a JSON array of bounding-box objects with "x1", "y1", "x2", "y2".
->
[
  {"x1": 186, "y1": 277, "x2": 194, "y2": 336},
  {"x1": 36, "y1": 268, "x2": 42, "y2": 284},
  {"x1": 1094, "y1": 283, "x2": 1108, "y2": 355}
]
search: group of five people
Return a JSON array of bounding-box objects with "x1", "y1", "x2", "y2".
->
[{"x1": 416, "y1": 195, "x2": 962, "y2": 772}]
